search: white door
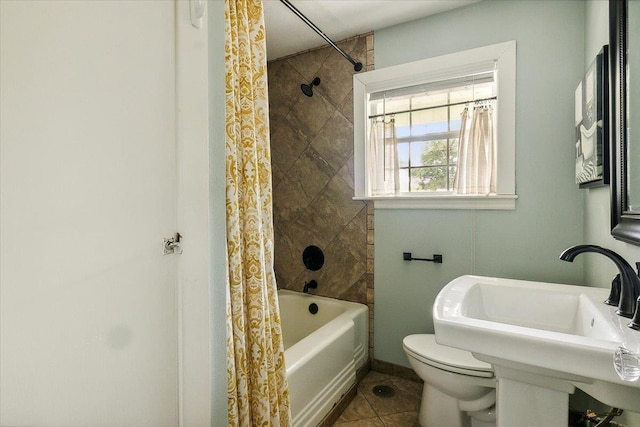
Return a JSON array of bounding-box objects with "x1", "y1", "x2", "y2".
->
[{"x1": 1, "y1": 1, "x2": 179, "y2": 425}]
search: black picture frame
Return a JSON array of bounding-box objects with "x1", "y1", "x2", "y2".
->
[{"x1": 575, "y1": 46, "x2": 610, "y2": 188}]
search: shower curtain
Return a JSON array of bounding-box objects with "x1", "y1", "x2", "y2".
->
[
  {"x1": 454, "y1": 105, "x2": 496, "y2": 195},
  {"x1": 224, "y1": 0, "x2": 292, "y2": 426}
]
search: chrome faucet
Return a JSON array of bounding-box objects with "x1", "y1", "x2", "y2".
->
[
  {"x1": 560, "y1": 244, "x2": 640, "y2": 319},
  {"x1": 303, "y1": 280, "x2": 317, "y2": 293}
]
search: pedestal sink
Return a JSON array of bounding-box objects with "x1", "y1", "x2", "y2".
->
[{"x1": 433, "y1": 275, "x2": 640, "y2": 427}]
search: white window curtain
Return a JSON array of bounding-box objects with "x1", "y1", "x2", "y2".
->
[
  {"x1": 454, "y1": 105, "x2": 496, "y2": 195},
  {"x1": 368, "y1": 118, "x2": 399, "y2": 195}
]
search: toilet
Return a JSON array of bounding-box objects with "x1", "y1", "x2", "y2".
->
[{"x1": 403, "y1": 334, "x2": 496, "y2": 427}]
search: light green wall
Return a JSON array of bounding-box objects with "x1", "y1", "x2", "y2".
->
[
  {"x1": 373, "y1": 2, "x2": 640, "y2": 423},
  {"x1": 373, "y1": 0, "x2": 586, "y2": 367}
]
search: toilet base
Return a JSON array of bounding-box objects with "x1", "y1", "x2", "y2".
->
[
  {"x1": 419, "y1": 383, "x2": 496, "y2": 427},
  {"x1": 469, "y1": 406, "x2": 496, "y2": 427},
  {"x1": 420, "y1": 383, "x2": 469, "y2": 427},
  {"x1": 471, "y1": 419, "x2": 495, "y2": 427}
]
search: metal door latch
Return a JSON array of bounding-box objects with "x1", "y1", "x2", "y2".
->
[{"x1": 164, "y1": 233, "x2": 182, "y2": 255}]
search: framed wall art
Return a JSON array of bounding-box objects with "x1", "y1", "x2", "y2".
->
[{"x1": 575, "y1": 46, "x2": 609, "y2": 188}]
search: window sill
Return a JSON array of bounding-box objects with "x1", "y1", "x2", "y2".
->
[{"x1": 353, "y1": 194, "x2": 518, "y2": 210}]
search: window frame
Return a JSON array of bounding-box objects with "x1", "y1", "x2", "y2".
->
[{"x1": 353, "y1": 41, "x2": 517, "y2": 210}]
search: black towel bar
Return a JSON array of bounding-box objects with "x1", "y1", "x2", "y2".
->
[{"x1": 403, "y1": 252, "x2": 443, "y2": 263}]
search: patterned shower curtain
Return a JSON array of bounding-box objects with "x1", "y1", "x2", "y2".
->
[{"x1": 224, "y1": 0, "x2": 292, "y2": 426}]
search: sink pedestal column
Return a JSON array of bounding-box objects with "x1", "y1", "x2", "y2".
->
[{"x1": 493, "y1": 365, "x2": 575, "y2": 427}]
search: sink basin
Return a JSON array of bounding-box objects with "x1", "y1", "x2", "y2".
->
[
  {"x1": 459, "y1": 278, "x2": 623, "y2": 339},
  {"x1": 433, "y1": 275, "x2": 640, "y2": 412}
]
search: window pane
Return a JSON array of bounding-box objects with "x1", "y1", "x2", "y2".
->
[
  {"x1": 397, "y1": 142, "x2": 409, "y2": 168},
  {"x1": 411, "y1": 166, "x2": 449, "y2": 192},
  {"x1": 370, "y1": 99, "x2": 384, "y2": 116},
  {"x1": 449, "y1": 80, "x2": 495, "y2": 103},
  {"x1": 411, "y1": 120, "x2": 429, "y2": 137},
  {"x1": 449, "y1": 166, "x2": 457, "y2": 190},
  {"x1": 412, "y1": 107, "x2": 448, "y2": 135},
  {"x1": 412, "y1": 92, "x2": 448, "y2": 109},
  {"x1": 416, "y1": 140, "x2": 448, "y2": 166},
  {"x1": 410, "y1": 141, "x2": 427, "y2": 166},
  {"x1": 449, "y1": 138, "x2": 459, "y2": 164},
  {"x1": 450, "y1": 87, "x2": 473, "y2": 104},
  {"x1": 449, "y1": 104, "x2": 465, "y2": 131},
  {"x1": 385, "y1": 97, "x2": 410, "y2": 114},
  {"x1": 394, "y1": 111, "x2": 411, "y2": 138},
  {"x1": 399, "y1": 168, "x2": 410, "y2": 192},
  {"x1": 474, "y1": 81, "x2": 495, "y2": 98}
]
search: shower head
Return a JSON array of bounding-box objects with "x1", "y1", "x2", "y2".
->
[{"x1": 301, "y1": 77, "x2": 321, "y2": 97}]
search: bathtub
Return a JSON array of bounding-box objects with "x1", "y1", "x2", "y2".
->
[{"x1": 278, "y1": 290, "x2": 368, "y2": 427}]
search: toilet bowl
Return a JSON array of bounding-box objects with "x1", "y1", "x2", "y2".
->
[{"x1": 403, "y1": 334, "x2": 496, "y2": 427}]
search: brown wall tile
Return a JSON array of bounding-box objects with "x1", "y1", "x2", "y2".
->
[{"x1": 269, "y1": 33, "x2": 375, "y2": 360}]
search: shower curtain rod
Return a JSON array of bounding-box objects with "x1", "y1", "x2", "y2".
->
[{"x1": 279, "y1": 0, "x2": 363, "y2": 72}]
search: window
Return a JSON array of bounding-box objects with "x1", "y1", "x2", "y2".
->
[
  {"x1": 369, "y1": 72, "x2": 496, "y2": 193},
  {"x1": 353, "y1": 41, "x2": 517, "y2": 210}
]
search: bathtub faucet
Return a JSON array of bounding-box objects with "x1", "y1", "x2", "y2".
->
[
  {"x1": 560, "y1": 244, "x2": 640, "y2": 320},
  {"x1": 303, "y1": 280, "x2": 317, "y2": 293}
]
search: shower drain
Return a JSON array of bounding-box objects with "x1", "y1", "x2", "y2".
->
[{"x1": 372, "y1": 385, "x2": 395, "y2": 398}]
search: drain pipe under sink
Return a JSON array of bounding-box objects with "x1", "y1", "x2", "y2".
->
[{"x1": 592, "y1": 407, "x2": 624, "y2": 426}]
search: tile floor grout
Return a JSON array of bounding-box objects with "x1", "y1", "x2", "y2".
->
[{"x1": 333, "y1": 370, "x2": 422, "y2": 427}]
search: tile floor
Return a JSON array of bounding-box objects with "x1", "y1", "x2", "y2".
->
[{"x1": 333, "y1": 371, "x2": 422, "y2": 427}]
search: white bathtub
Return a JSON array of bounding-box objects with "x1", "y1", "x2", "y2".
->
[{"x1": 278, "y1": 290, "x2": 368, "y2": 427}]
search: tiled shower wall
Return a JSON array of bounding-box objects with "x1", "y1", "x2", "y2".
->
[{"x1": 268, "y1": 34, "x2": 375, "y2": 356}]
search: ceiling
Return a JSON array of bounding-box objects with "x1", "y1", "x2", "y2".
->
[{"x1": 263, "y1": 0, "x2": 480, "y2": 61}]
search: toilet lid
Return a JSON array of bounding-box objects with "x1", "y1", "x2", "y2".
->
[{"x1": 403, "y1": 334, "x2": 494, "y2": 378}]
